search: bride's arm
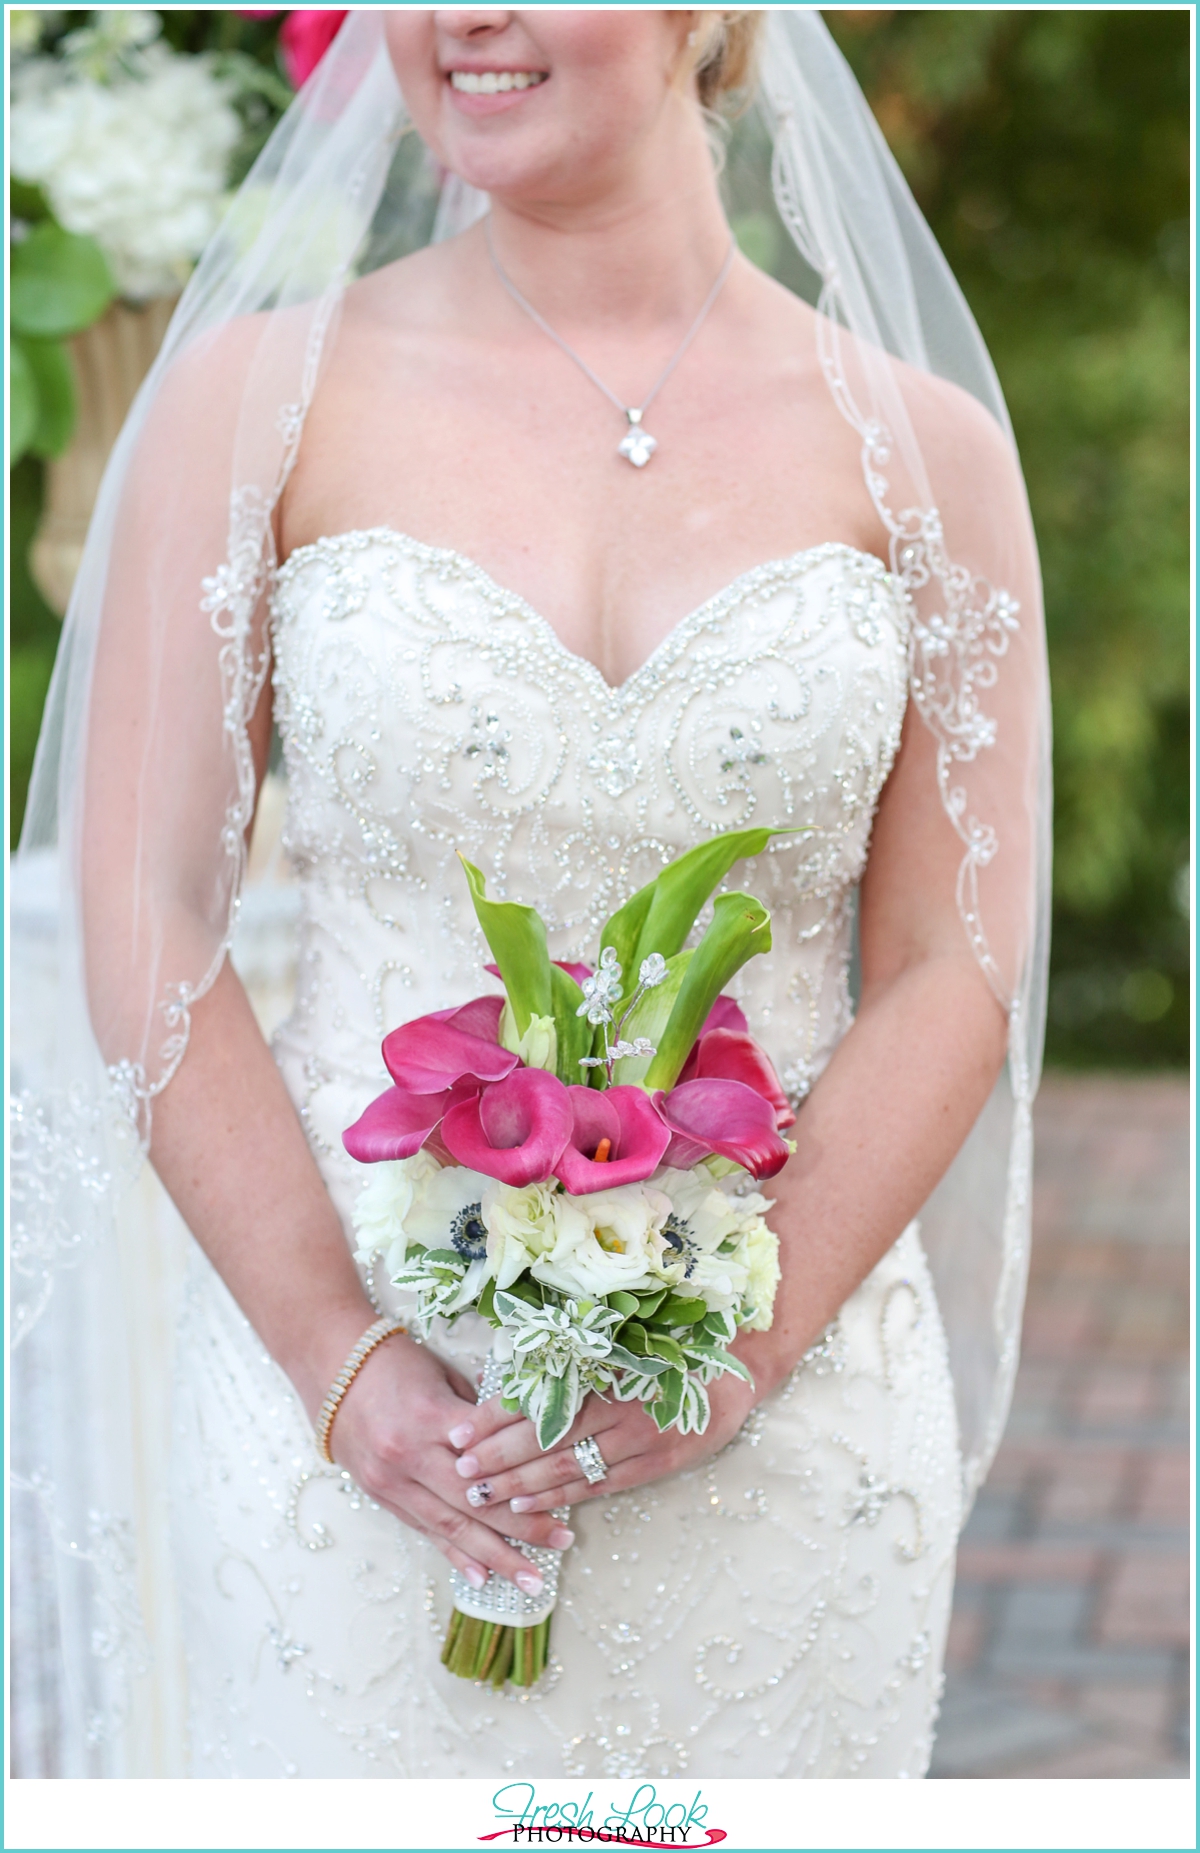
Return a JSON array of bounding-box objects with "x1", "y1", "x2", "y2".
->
[{"x1": 79, "y1": 330, "x2": 567, "y2": 1593}]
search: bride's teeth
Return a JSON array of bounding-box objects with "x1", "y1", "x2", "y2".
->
[{"x1": 451, "y1": 70, "x2": 545, "y2": 95}]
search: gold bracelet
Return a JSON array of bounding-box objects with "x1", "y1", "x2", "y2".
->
[{"x1": 314, "y1": 1316, "x2": 407, "y2": 1464}]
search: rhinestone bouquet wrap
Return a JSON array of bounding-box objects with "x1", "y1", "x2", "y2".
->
[{"x1": 344, "y1": 826, "x2": 804, "y2": 1687}]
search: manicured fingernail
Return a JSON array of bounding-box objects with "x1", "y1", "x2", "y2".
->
[
  {"x1": 455, "y1": 1454, "x2": 480, "y2": 1478},
  {"x1": 509, "y1": 1495, "x2": 535, "y2": 1513},
  {"x1": 466, "y1": 1482, "x2": 493, "y2": 1508},
  {"x1": 449, "y1": 1424, "x2": 474, "y2": 1449},
  {"x1": 463, "y1": 1565, "x2": 487, "y2": 1589},
  {"x1": 549, "y1": 1527, "x2": 575, "y2": 1550},
  {"x1": 515, "y1": 1570, "x2": 543, "y2": 1597}
]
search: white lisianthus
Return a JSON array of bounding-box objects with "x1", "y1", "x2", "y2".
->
[
  {"x1": 481, "y1": 1180, "x2": 560, "y2": 1290},
  {"x1": 532, "y1": 1185, "x2": 672, "y2": 1299},
  {"x1": 351, "y1": 1149, "x2": 442, "y2": 1273},
  {"x1": 11, "y1": 25, "x2": 242, "y2": 300},
  {"x1": 736, "y1": 1213, "x2": 782, "y2": 1332}
]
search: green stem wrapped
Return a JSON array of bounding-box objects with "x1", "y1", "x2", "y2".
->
[{"x1": 440, "y1": 1610, "x2": 551, "y2": 1689}]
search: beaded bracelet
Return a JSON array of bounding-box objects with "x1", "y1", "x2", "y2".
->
[{"x1": 314, "y1": 1315, "x2": 407, "y2": 1463}]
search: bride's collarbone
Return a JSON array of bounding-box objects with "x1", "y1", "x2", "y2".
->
[{"x1": 281, "y1": 369, "x2": 881, "y2": 680}]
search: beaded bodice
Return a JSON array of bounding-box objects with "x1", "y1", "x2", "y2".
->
[
  {"x1": 163, "y1": 531, "x2": 964, "y2": 1780},
  {"x1": 268, "y1": 528, "x2": 911, "y2": 1182}
]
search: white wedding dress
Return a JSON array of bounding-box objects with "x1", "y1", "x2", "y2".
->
[{"x1": 169, "y1": 529, "x2": 962, "y2": 1778}]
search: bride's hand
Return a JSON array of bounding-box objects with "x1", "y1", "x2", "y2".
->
[
  {"x1": 449, "y1": 1367, "x2": 762, "y2": 1512},
  {"x1": 330, "y1": 1335, "x2": 576, "y2": 1588}
]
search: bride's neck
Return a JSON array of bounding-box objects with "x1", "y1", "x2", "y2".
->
[{"x1": 483, "y1": 111, "x2": 731, "y2": 333}]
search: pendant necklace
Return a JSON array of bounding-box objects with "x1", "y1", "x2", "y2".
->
[{"x1": 484, "y1": 216, "x2": 735, "y2": 469}]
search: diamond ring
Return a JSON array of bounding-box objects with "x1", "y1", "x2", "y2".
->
[{"x1": 573, "y1": 1436, "x2": 608, "y2": 1485}]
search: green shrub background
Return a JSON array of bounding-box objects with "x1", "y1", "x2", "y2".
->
[{"x1": 9, "y1": 8, "x2": 1189, "y2": 1067}]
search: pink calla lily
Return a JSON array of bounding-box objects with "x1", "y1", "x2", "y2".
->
[
  {"x1": 343, "y1": 1080, "x2": 475, "y2": 1164},
  {"x1": 440, "y1": 1068, "x2": 574, "y2": 1186},
  {"x1": 382, "y1": 1009, "x2": 517, "y2": 1095},
  {"x1": 428, "y1": 993, "x2": 506, "y2": 1040},
  {"x1": 656, "y1": 1077, "x2": 791, "y2": 1179},
  {"x1": 699, "y1": 994, "x2": 749, "y2": 1036},
  {"x1": 677, "y1": 1027, "x2": 795, "y2": 1130},
  {"x1": 554, "y1": 1085, "x2": 671, "y2": 1194}
]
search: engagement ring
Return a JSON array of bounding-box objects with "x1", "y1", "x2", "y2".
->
[{"x1": 573, "y1": 1436, "x2": 608, "y2": 1485}]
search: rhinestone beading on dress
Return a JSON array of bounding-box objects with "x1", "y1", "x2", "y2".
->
[{"x1": 168, "y1": 530, "x2": 964, "y2": 1778}]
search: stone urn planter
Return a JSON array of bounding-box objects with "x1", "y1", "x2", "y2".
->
[{"x1": 31, "y1": 294, "x2": 177, "y2": 614}]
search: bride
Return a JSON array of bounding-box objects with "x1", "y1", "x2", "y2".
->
[{"x1": 13, "y1": 9, "x2": 1049, "y2": 1779}]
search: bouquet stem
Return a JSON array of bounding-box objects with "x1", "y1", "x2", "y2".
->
[
  {"x1": 440, "y1": 1347, "x2": 558, "y2": 1689},
  {"x1": 440, "y1": 1609, "x2": 550, "y2": 1688}
]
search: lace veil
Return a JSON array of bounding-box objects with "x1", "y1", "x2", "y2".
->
[{"x1": 11, "y1": 11, "x2": 1049, "y2": 1773}]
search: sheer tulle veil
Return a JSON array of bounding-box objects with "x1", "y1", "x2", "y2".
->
[{"x1": 11, "y1": 10, "x2": 1050, "y2": 1773}]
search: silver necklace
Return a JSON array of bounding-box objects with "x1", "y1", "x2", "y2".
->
[{"x1": 484, "y1": 216, "x2": 735, "y2": 468}]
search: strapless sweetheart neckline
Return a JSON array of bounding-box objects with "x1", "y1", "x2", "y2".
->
[{"x1": 274, "y1": 525, "x2": 899, "y2": 697}]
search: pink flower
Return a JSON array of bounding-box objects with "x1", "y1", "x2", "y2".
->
[
  {"x1": 699, "y1": 994, "x2": 749, "y2": 1036},
  {"x1": 553, "y1": 1085, "x2": 671, "y2": 1194},
  {"x1": 239, "y1": 10, "x2": 348, "y2": 87},
  {"x1": 381, "y1": 999, "x2": 516, "y2": 1096},
  {"x1": 344, "y1": 995, "x2": 514, "y2": 1165},
  {"x1": 343, "y1": 1080, "x2": 476, "y2": 1165},
  {"x1": 676, "y1": 1027, "x2": 795, "y2": 1130},
  {"x1": 440, "y1": 1068, "x2": 575, "y2": 1187},
  {"x1": 656, "y1": 1078, "x2": 791, "y2": 1179}
]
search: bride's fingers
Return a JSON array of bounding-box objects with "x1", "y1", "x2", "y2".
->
[
  {"x1": 445, "y1": 1391, "x2": 526, "y2": 1453},
  {"x1": 456, "y1": 1399, "x2": 625, "y2": 1481},
  {"x1": 463, "y1": 1441, "x2": 602, "y2": 1508},
  {"x1": 402, "y1": 1480, "x2": 557, "y2": 1592},
  {"x1": 426, "y1": 1451, "x2": 575, "y2": 1552},
  {"x1": 508, "y1": 1447, "x2": 660, "y2": 1511}
]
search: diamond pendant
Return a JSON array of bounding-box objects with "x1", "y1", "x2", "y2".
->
[{"x1": 618, "y1": 408, "x2": 657, "y2": 469}]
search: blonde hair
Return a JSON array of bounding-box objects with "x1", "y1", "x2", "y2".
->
[{"x1": 684, "y1": 11, "x2": 765, "y2": 115}]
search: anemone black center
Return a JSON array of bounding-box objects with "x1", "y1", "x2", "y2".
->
[
  {"x1": 450, "y1": 1204, "x2": 488, "y2": 1261},
  {"x1": 662, "y1": 1212, "x2": 699, "y2": 1278}
]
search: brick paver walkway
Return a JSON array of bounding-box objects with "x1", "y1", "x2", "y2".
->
[{"x1": 930, "y1": 1073, "x2": 1191, "y2": 1777}]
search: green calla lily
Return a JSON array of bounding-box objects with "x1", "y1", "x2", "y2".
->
[
  {"x1": 642, "y1": 892, "x2": 773, "y2": 1090},
  {"x1": 458, "y1": 853, "x2": 552, "y2": 1038},
  {"x1": 599, "y1": 825, "x2": 800, "y2": 983}
]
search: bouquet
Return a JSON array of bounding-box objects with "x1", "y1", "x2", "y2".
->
[{"x1": 344, "y1": 825, "x2": 799, "y2": 1688}]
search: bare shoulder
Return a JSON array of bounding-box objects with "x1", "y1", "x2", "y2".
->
[
  {"x1": 899, "y1": 360, "x2": 1017, "y2": 480},
  {"x1": 138, "y1": 309, "x2": 281, "y2": 454}
]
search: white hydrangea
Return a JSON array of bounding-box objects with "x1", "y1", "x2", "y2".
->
[{"x1": 11, "y1": 15, "x2": 242, "y2": 300}]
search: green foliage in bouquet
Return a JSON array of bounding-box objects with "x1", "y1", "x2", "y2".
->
[{"x1": 460, "y1": 827, "x2": 802, "y2": 1095}]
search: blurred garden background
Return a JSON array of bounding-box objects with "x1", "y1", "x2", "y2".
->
[{"x1": 9, "y1": 6, "x2": 1190, "y2": 1067}]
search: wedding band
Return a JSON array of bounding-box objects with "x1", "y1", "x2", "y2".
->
[{"x1": 573, "y1": 1436, "x2": 608, "y2": 1484}]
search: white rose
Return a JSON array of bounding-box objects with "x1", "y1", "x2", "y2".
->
[
  {"x1": 481, "y1": 1181, "x2": 560, "y2": 1291},
  {"x1": 532, "y1": 1185, "x2": 671, "y2": 1299}
]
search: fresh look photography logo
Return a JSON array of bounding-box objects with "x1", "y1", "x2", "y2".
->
[{"x1": 479, "y1": 1783, "x2": 727, "y2": 1847}]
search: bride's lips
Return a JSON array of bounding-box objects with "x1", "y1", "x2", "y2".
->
[{"x1": 445, "y1": 67, "x2": 549, "y2": 119}]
